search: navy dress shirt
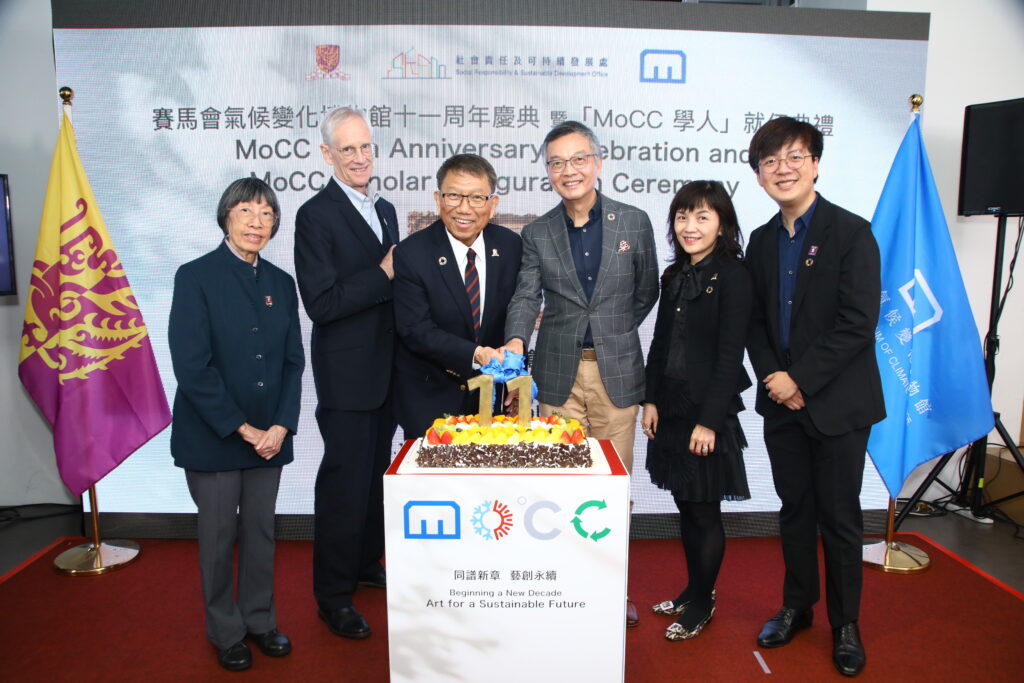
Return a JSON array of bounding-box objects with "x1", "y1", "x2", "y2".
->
[
  {"x1": 776, "y1": 196, "x2": 817, "y2": 354},
  {"x1": 565, "y1": 194, "x2": 603, "y2": 347}
]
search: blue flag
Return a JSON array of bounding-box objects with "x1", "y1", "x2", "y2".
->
[{"x1": 867, "y1": 116, "x2": 993, "y2": 497}]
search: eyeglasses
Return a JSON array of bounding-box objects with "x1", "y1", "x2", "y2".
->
[
  {"x1": 439, "y1": 192, "x2": 495, "y2": 208},
  {"x1": 332, "y1": 142, "x2": 374, "y2": 160},
  {"x1": 545, "y1": 153, "x2": 599, "y2": 173},
  {"x1": 758, "y1": 151, "x2": 815, "y2": 174},
  {"x1": 232, "y1": 206, "x2": 276, "y2": 224}
]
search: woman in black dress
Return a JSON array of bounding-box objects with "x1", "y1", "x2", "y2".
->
[{"x1": 641, "y1": 180, "x2": 754, "y2": 641}]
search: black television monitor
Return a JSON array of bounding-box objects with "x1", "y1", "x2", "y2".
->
[
  {"x1": 958, "y1": 97, "x2": 1024, "y2": 217},
  {"x1": 0, "y1": 174, "x2": 15, "y2": 295}
]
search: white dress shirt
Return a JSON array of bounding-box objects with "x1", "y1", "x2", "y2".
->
[
  {"x1": 444, "y1": 228, "x2": 487, "y2": 318},
  {"x1": 333, "y1": 175, "x2": 384, "y2": 244},
  {"x1": 444, "y1": 228, "x2": 488, "y2": 367}
]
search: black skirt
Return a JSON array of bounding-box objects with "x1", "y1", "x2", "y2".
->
[{"x1": 645, "y1": 376, "x2": 750, "y2": 503}]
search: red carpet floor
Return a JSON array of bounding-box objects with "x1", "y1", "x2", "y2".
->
[{"x1": 0, "y1": 533, "x2": 1020, "y2": 682}]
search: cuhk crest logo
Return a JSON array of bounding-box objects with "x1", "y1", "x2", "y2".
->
[
  {"x1": 307, "y1": 45, "x2": 350, "y2": 81},
  {"x1": 317, "y1": 45, "x2": 340, "y2": 73}
]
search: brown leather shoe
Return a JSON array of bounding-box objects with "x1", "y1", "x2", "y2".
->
[{"x1": 626, "y1": 597, "x2": 640, "y2": 627}]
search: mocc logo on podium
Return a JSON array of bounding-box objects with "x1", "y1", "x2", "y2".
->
[
  {"x1": 471, "y1": 499, "x2": 514, "y2": 540},
  {"x1": 571, "y1": 499, "x2": 612, "y2": 542},
  {"x1": 404, "y1": 501, "x2": 461, "y2": 539}
]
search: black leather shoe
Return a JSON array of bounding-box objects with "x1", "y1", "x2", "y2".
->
[
  {"x1": 247, "y1": 629, "x2": 292, "y2": 657},
  {"x1": 218, "y1": 641, "x2": 252, "y2": 671},
  {"x1": 832, "y1": 622, "x2": 866, "y2": 677},
  {"x1": 757, "y1": 607, "x2": 813, "y2": 648},
  {"x1": 318, "y1": 606, "x2": 371, "y2": 639},
  {"x1": 357, "y1": 565, "x2": 387, "y2": 589}
]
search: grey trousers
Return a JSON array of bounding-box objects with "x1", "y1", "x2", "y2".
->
[{"x1": 185, "y1": 467, "x2": 282, "y2": 649}]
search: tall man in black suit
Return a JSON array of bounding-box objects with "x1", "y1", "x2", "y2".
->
[
  {"x1": 745, "y1": 117, "x2": 885, "y2": 677},
  {"x1": 294, "y1": 107, "x2": 399, "y2": 640},
  {"x1": 393, "y1": 154, "x2": 523, "y2": 438}
]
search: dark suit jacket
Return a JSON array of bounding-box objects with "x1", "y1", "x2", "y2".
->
[
  {"x1": 746, "y1": 194, "x2": 885, "y2": 436},
  {"x1": 645, "y1": 255, "x2": 753, "y2": 433},
  {"x1": 294, "y1": 179, "x2": 399, "y2": 411},
  {"x1": 393, "y1": 221, "x2": 523, "y2": 436},
  {"x1": 169, "y1": 242, "x2": 304, "y2": 471}
]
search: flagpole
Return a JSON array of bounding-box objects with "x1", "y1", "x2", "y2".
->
[
  {"x1": 44, "y1": 87, "x2": 142, "y2": 576},
  {"x1": 862, "y1": 93, "x2": 935, "y2": 575}
]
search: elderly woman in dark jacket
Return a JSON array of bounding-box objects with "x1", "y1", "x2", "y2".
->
[
  {"x1": 169, "y1": 178, "x2": 303, "y2": 671},
  {"x1": 641, "y1": 180, "x2": 753, "y2": 641}
]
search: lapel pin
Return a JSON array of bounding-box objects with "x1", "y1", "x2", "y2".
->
[
  {"x1": 710, "y1": 272, "x2": 719, "y2": 281},
  {"x1": 705, "y1": 286, "x2": 714, "y2": 295},
  {"x1": 808, "y1": 245, "x2": 819, "y2": 255},
  {"x1": 607, "y1": 212, "x2": 616, "y2": 221},
  {"x1": 264, "y1": 295, "x2": 273, "y2": 307},
  {"x1": 438, "y1": 256, "x2": 448, "y2": 266},
  {"x1": 617, "y1": 240, "x2": 631, "y2": 253},
  {"x1": 805, "y1": 258, "x2": 815, "y2": 267},
  {"x1": 491, "y1": 248, "x2": 499, "y2": 258}
]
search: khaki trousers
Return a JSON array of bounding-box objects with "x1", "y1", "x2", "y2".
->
[{"x1": 538, "y1": 357, "x2": 639, "y2": 475}]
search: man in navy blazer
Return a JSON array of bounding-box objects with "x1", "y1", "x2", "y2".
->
[
  {"x1": 394, "y1": 154, "x2": 523, "y2": 439},
  {"x1": 294, "y1": 107, "x2": 400, "y2": 640},
  {"x1": 745, "y1": 117, "x2": 884, "y2": 677}
]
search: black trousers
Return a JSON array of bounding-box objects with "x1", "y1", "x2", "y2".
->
[
  {"x1": 313, "y1": 401, "x2": 395, "y2": 612},
  {"x1": 763, "y1": 409, "x2": 868, "y2": 627}
]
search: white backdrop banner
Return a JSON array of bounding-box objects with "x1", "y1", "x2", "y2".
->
[{"x1": 52, "y1": 9, "x2": 927, "y2": 514}]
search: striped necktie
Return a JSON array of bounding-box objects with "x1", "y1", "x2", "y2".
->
[{"x1": 465, "y1": 248, "x2": 481, "y2": 341}]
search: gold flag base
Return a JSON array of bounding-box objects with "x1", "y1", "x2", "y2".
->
[
  {"x1": 54, "y1": 484, "x2": 141, "y2": 575},
  {"x1": 862, "y1": 539, "x2": 930, "y2": 574},
  {"x1": 861, "y1": 496, "x2": 930, "y2": 574},
  {"x1": 54, "y1": 539, "x2": 140, "y2": 576}
]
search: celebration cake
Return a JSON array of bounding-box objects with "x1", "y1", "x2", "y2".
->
[{"x1": 415, "y1": 414, "x2": 594, "y2": 468}]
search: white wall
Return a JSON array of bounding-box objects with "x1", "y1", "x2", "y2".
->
[
  {"x1": 1, "y1": 0, "x2": 1021, "y2": 505},
  {"x1": 865, "y1": 0, "x2": 1024, "y2": 496},
  {"x1": 0, "y1": 0, "x2": 74, "y2": 505}
]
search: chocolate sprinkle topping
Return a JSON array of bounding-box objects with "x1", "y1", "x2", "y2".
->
[{"x1": 415, "y1": 442, "x2": 592, "y2": 468}]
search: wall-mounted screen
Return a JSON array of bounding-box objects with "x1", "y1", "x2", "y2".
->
[{"x1": 0, "y1": 174, "x2": 16, "y2": 295}]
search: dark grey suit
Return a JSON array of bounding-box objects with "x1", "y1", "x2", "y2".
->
[{"x1": 504, "y1": 194, "x2": 659, "y2": 408}]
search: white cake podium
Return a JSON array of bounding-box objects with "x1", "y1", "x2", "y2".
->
[{"x1": 383, "y1": 439, "x2": 630, "y2": 683}]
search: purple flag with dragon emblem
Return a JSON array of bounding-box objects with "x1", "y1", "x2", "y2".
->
[{"x1": 19, "y1": 111, "x2": 170, "y2": 496}]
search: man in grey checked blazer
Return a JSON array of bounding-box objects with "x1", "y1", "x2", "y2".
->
[{"x1": 503, "y1": 122, "x2": 659, "y2": 626}]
